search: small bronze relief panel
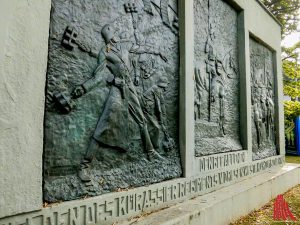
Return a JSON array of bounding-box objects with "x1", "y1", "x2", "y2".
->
[
  {"x1": 194, "y1": 0, "x2": 242, "y2": 156},
  {"x1": 250, "y1": 38, "x2": 277, "y2": 160},
  {"x1": 44, "y1": 0, "x2": 181, "y2": 202}
]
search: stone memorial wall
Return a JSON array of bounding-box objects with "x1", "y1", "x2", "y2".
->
[
  {"x1": 0, "y1": 156, "x2": 285, "y2": 225},
  {"x1": 0, "y1": 0, "x2": 286, "y2": 224}
]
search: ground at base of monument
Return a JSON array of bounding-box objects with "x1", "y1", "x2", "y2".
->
[
  {"x1": 286, "y1": 156, "x2": 300, "y2": 164},
  {"x1": 117, "y1": 163, "x2": 300, "y2": 225},
  {"x1": 231, "y1": 156, "x2": 300, "y2": 225},
  {"x1": 231, "y1": 184, "x2": 300, "y2": 225}
]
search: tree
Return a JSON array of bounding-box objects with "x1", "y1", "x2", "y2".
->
[
  {"x1": 262, "y1": 0, "x2": 300, "y2": 37},
  {"x1": 262, "y1": 0, "x2": 300, "y2": 125},
  {"x1": 282, "y1": 46, "x2": 300, "y2": 124},
  {"x1": 284, "y1": 101, "x2": 300, "y2": 122},
  {"x1": 282, "y1": 42, "x2": 300, "y2": 99}
]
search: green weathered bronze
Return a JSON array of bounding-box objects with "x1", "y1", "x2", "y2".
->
[{"x1": 44, "y1": 0, "x2": 181, "y2": 202}]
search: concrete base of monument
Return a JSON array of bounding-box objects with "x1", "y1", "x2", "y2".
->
[{"x1": 118, "y1": 163, "x2": 300, "y2": 225}]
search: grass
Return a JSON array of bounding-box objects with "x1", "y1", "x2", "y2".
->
[
  {"x1": 286, "y1": 155, "x2": 300, "y2": 164},
  {"x1": 230, "y1": 156, "x2": 300, "y2": 225}
]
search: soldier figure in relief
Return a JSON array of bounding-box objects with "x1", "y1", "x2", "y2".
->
[
  {"x1": 141, "y1": 76, "x2": 175, "y2": 151},
  {"x1": 266, "y1": 88, "x2": 274, "y2": 140},
  {"x1": 194, "y1": 68, "x2": 203, "y2": 121},
  {"x1": 253, "y1": 97, "x2": 263, "y2": 148},
  {"x1": 72, "y1": 24, "x2": 168, "y2": 182}
]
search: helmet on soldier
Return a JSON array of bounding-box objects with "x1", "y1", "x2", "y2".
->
[
  {"x1": 157, "y1": 76, "x2": 169, "y2": 88},
  {"x1": 101, "y1": 24, "x2": 116, "y2": 44}
]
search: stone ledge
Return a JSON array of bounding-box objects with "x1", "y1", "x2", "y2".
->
[
  {"x1": 0, "y1": 156, "x2": 285, "y2": 225},
  {"x1": 118, "y1": 163, "x2": 300, "y2": 225}
]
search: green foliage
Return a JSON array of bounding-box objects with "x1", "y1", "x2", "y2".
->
[
  {"x1": 282, "y1": 42, "x2": 300, "y2": 61},
  {"x1": 282, "y1": 44, "x2": 300, "y2": 123},
  {"x1": 262, "y1": 0, "x2": 300, "y2": 37},
  {"x1": 283, "y1": 59, "x2": 300, "y2": 98},
  {"x1": 284, "y1": 100, "x2": 300, "y2": 122}
]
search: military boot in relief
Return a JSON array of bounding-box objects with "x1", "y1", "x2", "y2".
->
[
  {"x1": 78, "y1": 167, "x2": 92, "y2": 182},
  {"x1": 148, "y1": 149, "x2": 165, "y2": 162}
]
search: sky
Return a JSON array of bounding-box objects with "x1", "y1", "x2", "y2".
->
[
  {"x1": 281, "y1": 18, "x2": 300, "y2": 65},
  {"x1": 282, "y1": 27, "x2": 300, "y2": 47}
]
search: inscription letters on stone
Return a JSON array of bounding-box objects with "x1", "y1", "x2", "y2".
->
[{"x1": 1, "y1": 156, "x2": 284, "y2": 225}]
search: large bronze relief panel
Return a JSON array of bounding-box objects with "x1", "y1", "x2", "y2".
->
[
  {"x1": 194, "y1": 0, "x2": 242, "y2": 156},
  {"x1": 250, "y1": 38, "x2": 277, "y2": 160},
  {"x1": 44, "y1": 0, "x2": 181, "y2": 202}
]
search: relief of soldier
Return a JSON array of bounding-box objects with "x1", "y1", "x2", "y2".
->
[
  {"x1": 251, "y1": 67, "x2": 275, "y2": 150},
  {"x1": 141, "y1": 76, "x2": 175, "y2": 152},
  {"x1": 52, "y1": 2, "x2": 177, "y2": 182},
  {"x1": 194, "y1": 23, "x2": 237, "y2": 136}
]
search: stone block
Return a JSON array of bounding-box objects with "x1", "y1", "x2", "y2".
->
[
  {"x1": 0, "y1": 0, "x2": 51, "y2": 218},
  {"x1": 116, "y1": 164, "x2": 300, "y2": 225}
]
